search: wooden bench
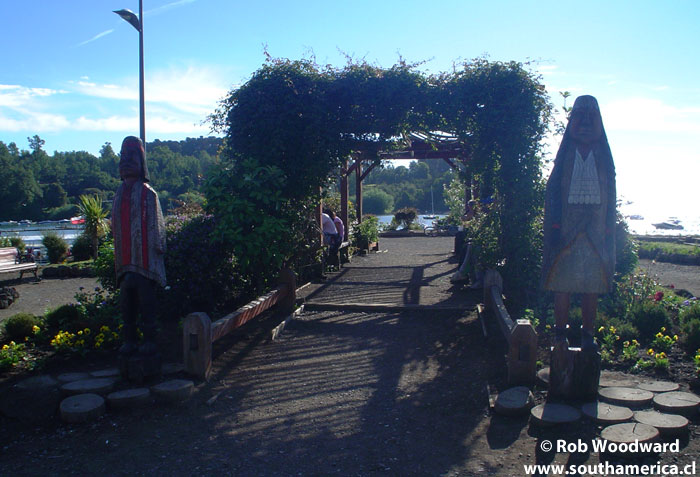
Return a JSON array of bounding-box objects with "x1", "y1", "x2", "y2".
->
[
  {"x1": 0, "y1": 247, "x2": 39, "y2": 280},
  {"x1": 327, "y1": 241, "x2": 351, "y2": 270}
]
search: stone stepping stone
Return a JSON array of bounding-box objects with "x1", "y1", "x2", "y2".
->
[
  {"x1": 634, "y1": 410, "x2": 689, "y2": 437},
  {"x1": 494, "y1": 386, "x2": 535, "y2": 416},
  {"x1": 599, "y1": 372, "x2": 639, "y2": 388},
  {"x1": 653, "y1": 391, "x2": 700, "y2": 416},
  {"x1": 637, "y1": 381, "x2": 679, "y2": 393},
  {"x1": 162, "y1": 362, "x2": 185, "y2": 375},
  {"x1": 61, "y1": 378, "x2": 117, "y2": 396},
  {"x1": 599, "y1": 387, "x2": 653, "y2": 408},
  {"x1": 581, "y1": 402, "x2": 633, "y2": 425},
  {"x1": 530, "y1": 403, "x2": 581, "y2": 426},
  {"x1": 17, "y1": 375, "x2": 58, "y2": 390},
  {"x1": 151, "y1": 379, "x2": 194, "y2": 403},
  {"x1": 0, "y1": 375, "x2": 60, "y2": 421},
  {"x1": 536, "y1": 367, "x2": 549, "y2": 388},
  {"x1": 90, "y1": 368, "x2": 120, "y2": 378},
  {"x1": 60, "y1": 393, "x2": 105, "y2": 423},
  {"x1": 56, "y1": 372, "x2": 91, "y2": 383},
  {"x1": 600, "y1": 423, "x2": 659, "y2": 453},
  {"x1": 107, "y1": 388, "x2": 151, "y2": 410}
]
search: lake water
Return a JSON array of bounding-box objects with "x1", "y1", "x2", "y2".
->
[
  {"x1": 1, "y1": 209, "x2": 697, "y2": 252},
  {"x1": 0, "y1": 221, "x2": 83, "y2": 249}
]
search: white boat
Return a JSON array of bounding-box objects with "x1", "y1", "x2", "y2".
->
[{"x1": 653, "y1": 219, "x2": 684, "y2": 230}]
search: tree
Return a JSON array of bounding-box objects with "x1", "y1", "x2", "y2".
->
[
  {"x1": 362, "y1": 187, "x2": 394, "y2": 215},
  {"x1": 77, "y1": 194, "x2": 109, "y2": 259}
]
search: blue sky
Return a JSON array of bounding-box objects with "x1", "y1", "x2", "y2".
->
[{"x1": 2, "y1": 0, "x2": 699, "y2": 217}]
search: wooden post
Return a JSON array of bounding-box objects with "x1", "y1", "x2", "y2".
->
[
  {"x1": 549, "y1": 347, "x2": 601, "y2": 401},
  {"x1": 277, "y1": 268, "x2": 297, "y2": 314},
  {"x1": 508, "y1": 320, "x2": 538, "y2": 387},
  {"x1": 340, "y1": 160, "x2": 349, "y2": 240},
  {"x1": 483, "y1": 269, "x2": 538, "y2": 387},
  {"x1": 317, "y1": 188, "x2": 323, "y2": 247},
  {"x1": 355, "y1": 158, "x2": 362, "y2": 222},
  {"x1": 183, "y1": 312, "x2": 212, "y2": 381}
]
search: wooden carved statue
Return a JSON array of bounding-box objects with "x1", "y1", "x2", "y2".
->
[
  {"x1": 543, "y1": 95, "x2": 616, "y2": 352},
  {"x1": 112, "y1": 136, "x2": 166, "y2": 360}
]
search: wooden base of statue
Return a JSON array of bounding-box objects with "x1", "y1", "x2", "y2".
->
[
  {"x1": 549, "y1": 346, "x2": 600, "y2": 401},
  {"x1": 119, "y1": 353, "x2": 162, "y2": 384}
]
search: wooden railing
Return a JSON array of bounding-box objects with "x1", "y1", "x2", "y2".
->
[{"x1": 182, "y1": 268, "x2": 297, "y2": 380}]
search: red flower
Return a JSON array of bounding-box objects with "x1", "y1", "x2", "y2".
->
[{"x1": 654, "y1": 291, "x2": 664, "y2": 302}]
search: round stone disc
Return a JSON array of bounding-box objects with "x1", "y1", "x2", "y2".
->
[
  {"x1": 634, "y1": 410, "x2": 689, "y2": 436},
  {"x1": 162, "y1": 363, "x2": 185, "y2": 375},
  {"x1": 90, "y1": 368, "x2": 120, "y2": 378},
  {"x1": 600, "y1": 422, "x2": 659, "y2": 451},
  {"x1": 61, "y1": 378, "x2": 117, "y2": 396},
  {"x1": 581, "y1": 402, "x2": 633, "y2": 425},
  {"x1": 57, "y1": 372, "x2": 91, "y2": 383},
  {"x1": 599, "y1": 372, "x2": 639, "y2": 388},
  {"x1": 107, "y1": 388, "x2": 151, "y2": 410},
  {"x1": 16, "y1": 375, "x2": 58, "y2": 391},
  {"x1": 637, "y1": 381, "x2": 679, "y2": 393},
  {"x1": 60, "y1": 393, "x2": 105, "y2": 423},
  {"x1": 599, "y1": 387, "x2": 653, "y2": 408},
  {"x1": 653, "y1": 391, "x2": 700, "y2": 416},
  {"x1": 151, "y1": 379, "x2": 194, "y2": 403},
  {"x1": 494, "y1": 386, "x2": 535, "y2": 416},
  {"x1": 530, "y1": 403, "x2": 581, "y2": 426},
  {"x1": 536, "y1": 368, "x2": 549, "y2": 388}
]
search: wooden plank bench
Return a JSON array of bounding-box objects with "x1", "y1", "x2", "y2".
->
[
  {"x1": 182, "y1": 269, "x2": 296, "y2": 380},
  {"x1": 0, "y1": 247, "x2": 39, "y2": 280},
  {"x1": 327, "y1": 241, "x2": 351, "y2": 270}
]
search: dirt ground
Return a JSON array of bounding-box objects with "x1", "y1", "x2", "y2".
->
[
  {"x1": 1, "y1": 244, "x2": 700, "y2": 475},
  {"x1": 638, "y1": 258, "x2": 700, "y2": 297}
]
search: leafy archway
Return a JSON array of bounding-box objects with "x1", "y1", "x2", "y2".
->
[{"x1": 206, "y1": 56, "x2": 552, "y2": 295}]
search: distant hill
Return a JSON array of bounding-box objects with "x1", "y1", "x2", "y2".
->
[{"x1": 148, "y1": 136, "x2": 223, "y2": 157}]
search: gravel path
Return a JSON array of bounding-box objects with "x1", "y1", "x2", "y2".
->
[{"x1": 0, "y1": 274, "x2": 100, "y2": 323}]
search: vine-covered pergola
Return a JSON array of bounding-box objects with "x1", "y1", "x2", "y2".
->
[
  {"x1": 340, "y1": 131, "x2": 464, "y2": 238},
  {"x1": 206, "y1": 57, "x2": 552, "y2": 294}
]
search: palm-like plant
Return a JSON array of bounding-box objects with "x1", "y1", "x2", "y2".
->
[{"x1": 78, "y1": 194, "x2": 109, "y2": 259}]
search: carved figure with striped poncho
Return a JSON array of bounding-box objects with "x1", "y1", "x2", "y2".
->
[{"x1": 112, "y1": 136, "x2": 166, "y2": 357}]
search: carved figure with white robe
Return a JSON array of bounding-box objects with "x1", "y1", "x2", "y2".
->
[{"x1": 542, "y1": 95, "x2": 616, "y2": 351}]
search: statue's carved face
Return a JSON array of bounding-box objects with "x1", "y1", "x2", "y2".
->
[
  {"x1": 119, "y1": 141, "x2": 143, "y2": 180},
  {"x1": 569, "y1": 107, "x2": 603, "y2": 146}
]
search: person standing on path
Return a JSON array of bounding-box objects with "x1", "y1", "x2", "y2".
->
[{"x1": 542, "y1": 95, "x2": 616, "y2": 351}]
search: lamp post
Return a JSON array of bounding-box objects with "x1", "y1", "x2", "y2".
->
[{"x1": 114, "y1": 1, "x2": 145, "y2": 149}]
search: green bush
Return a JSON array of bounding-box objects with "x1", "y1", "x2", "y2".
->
[
  {"x1": 4, "y1": 313, "x2": 40, "y2": 342},
  {"x1": 627, "y1": 302, "x2": 671, "y2": 343},
  {"x1": 352, "y1": 215, "x2": 379, "y2": 250},
  {"x1": 681, "y1": 318, "x2": 700, "y2": 355},
  {"x1": 0, "y1": 236, "x2": 26, "y2": 255},
  {"x1": 94, "y1": 239, "x2": 116, "y2": 292},
  {"x1": 393, "y1": 207, "x2": 418, "y2": 229},
  {"x1": 42, "y1": 232, "x2": 69, "y2": 264},
  {"x1": 161, "y1": 214, "x2": 244, "y2": 319},
  {"x1": 71, "y1": 234, "x2": 93, "y2": 262},
  {"x1": 45, "y1": 304, "x2": 88, "y2": 334},
  {"x1": 680, "y1": 302, "x2": 700, "y2": 325}
]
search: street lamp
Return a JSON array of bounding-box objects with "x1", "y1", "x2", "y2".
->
[{"x1": 114, "y1": 1, "x2": 145, "y2": 149}]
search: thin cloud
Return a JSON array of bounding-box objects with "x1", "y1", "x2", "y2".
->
[
  {"x1": 146, "y1": 0, "x2": 198, "y2": 17},
  {"x1": 76, "y1": 29, "x2": 115, "y2": 47}
]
